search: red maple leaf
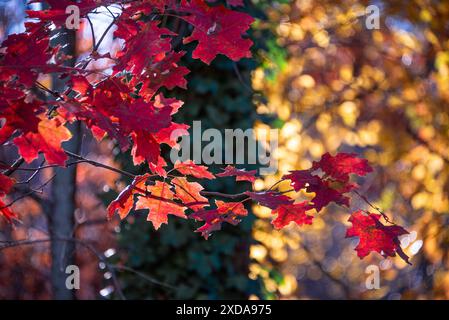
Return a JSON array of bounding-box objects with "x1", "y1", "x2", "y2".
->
[
  {"x1": 107, "y1": 174, "x2": 149, "y2": 220},
  {"x1": 153, "y1": 122, "x2": 189, "y2": 149},
  {"x1": 282, "y1": 169, "x2": 350, "y2": 211},
  {"x1": 173, "y1": 160, "x2": 215, "y2": 179},
  {"x1": 0, "y1": 199, "x2": 17, "y2": 223},
  {"x1": 113, "y1": 21, "x2": 175, "y2": 83},
  {"x1": 130, "y1": 131, "x2": 160, "y2": 166},
  {"x1": 0, "y1": 174, "x2": 15, "y2": 196},
  {"x1": 216, "y1": 165, "x2": 257, "y2": 182},
  {"x1": 130, "y1": 97, "x2": 188, "y2": 167},
  {"x1": 282, "y1": 169, "x2": 322, "y2": 192},
  {"x1": 271, "y1": 202, "x2": 313, "y2": 229},
  {"x1": 0, "y1": 98, "x2": 42, "y2": 144},
  {"x1": 139, "y1": 51, "x2": 190, "y2": 99},
  {"x1": 171, "y1": 176, "x2": 208, "y2": 211},
  {"x1": 181, "y1": 0, "x2": 254, "y2": 64},
  {"x1": 136, "y1": 181, "x2": 187, "y2": 230},
  {"x1": 346, "y1": 211, "x2": 410, "y2": 264},
  {"x1": 149, "y1": 156, "x2": 169, "y2": 178},
  {"x1": 312, "y1": 152, "x2": 373, "y2": 182},
  {"x1": 0, "y1": 172, "x2": 17, "y2": 223},
  {"x1": 190, "y1": 200, "x2": 247, "y2": 239},
  {"x1": 305, "y1": 179, "x2": 351, "y2": 211},
  {"x1": 244, "y1": 191, "x2": 293, "y2": 209},
  {"x1": 114, "y1": 98, "x2": 173, "y2": 135},
  {"x1": 0, "y1": 32, "x2": 52, "y2": 87},
  {"x1": 13, "y1": 117, "x2": 72, "y2": 165}
]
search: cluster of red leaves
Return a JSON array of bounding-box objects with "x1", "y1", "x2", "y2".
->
[
  {"x1": 0, "y1": 173, "x2": 16, "y2": 222},
  {"x1": 0, "y1": 1, "x2": 410, "y2": 263},
  {"x1": 1, "y1": 0, "x2": 254, "y2": 170},
  {"x1": 105, "y1": 153, "x2": 410, "y2": 263},
  {"x1": 0, "y1": 0, "x2": 253, "y2": 212}
]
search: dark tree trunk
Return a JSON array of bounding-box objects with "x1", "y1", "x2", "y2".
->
[{"x1": 46, "y1": 28, "x2": 81, "y2": 300}]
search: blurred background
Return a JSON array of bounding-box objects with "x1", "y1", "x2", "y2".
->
[{"x1": 1, "y1": 0, "x2": 449, "y2": 299}]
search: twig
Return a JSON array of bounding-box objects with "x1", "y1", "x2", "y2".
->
[
  {"x1": 1, "y1": 174, "x2": 56, "y2": 210},
  {"x1": 15, "y1": 160, "x2": 46, "y2": 185},
  {"x1": 65, "y1": 151, "x2": 136, "y2": 179},
  {"x1": 86, "y1": 15, "x2": 97, "y2": 49},
  {"x1": 352, "y1": 189, "x2": 394, "y2": 224},
  {"x1": 3, "y1": 157, "x2": 24, "y2": 176},
  {"x1": 111, "y1": 265, "x2": 176, "y2": 290}
]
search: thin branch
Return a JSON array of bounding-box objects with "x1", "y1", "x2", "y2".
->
[
  {"x1": 93, "y1": 10, "x2": 117, "y2": 52},
  {"x1": 3, "y1": 157, "x2": 24, "y2": 176},
  {"x1": 1, "y1": 174, "x2": 56, "y2": 210},
  {"x1": 111, "y1": 265, "x2": 176, "y2": 290},
  {"x1": 15, "y1": 160, "x2": 46, "y2": 185},
  {"x1": 200, "y1": 190, "x2": 247, "y2": 199},
  {"x1": 352, "y1": 189, "x2": 394, "y2": 224},
  {"x1": 86, "y1": 15, "x2": 96, "y2": 49},
  {"x1": 65, "y1": 151, "x2": 136, "y2": 179},
  {"x1": 232, "y1": 62, "x2": 253, "y2": 93},
  {"x1": 36, "y1": 81, "x2": 64, "y2": 99}
]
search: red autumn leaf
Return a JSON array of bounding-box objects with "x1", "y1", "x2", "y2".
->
[
  {"x1": 282, "y1": 169, "x2": 322, "y2": 192},
  {"x1": 130, "y1": 98, "x2": 188, "y2": 166},
  {"x1": 282, "y1": 169, "x2": 350, "y2": 212},
  {"x1": 148, "y1": 156, "x2": 169, "y2": 178},
  {"x1": 139, "y1": 51, "x2": 190, "y2": 99},
  {"x1": 244, "y1": 191, "x2": 293, "y2": 209},
  {"x1": 171, "y1": 177, "x2": 208, "y2": 211},
  {"x1": 312, "y1": 152, "x2": 373, "y2": 182},
  {"x1": 13, "y1": 117, "x2": 72, "y2": 165},
  {"x1": 173, "y1": 160, "x2": 215, "y2": 179},
  {"x1": 346, "y1": 211, "x2": 410, "y2": 264},
  {"x1": 69, "y1": 75, "x2": 92, "y2": 96},
  {"x1": 0, "y1": 32, "x2": 52, "y2": 86},
  {"x1": 136, "y1": 181, "x2": 187, "y2": 230},
  {"x1": 62, "y1": 79, "x2": 177, "y2": 169},
  {"x1": 153, "y1": 122, "x2": 189, "y2": 149},
  {"x1": 0, "y1": 98, "x2": 42, "y2": 144},
  {"x1": 0, "y1": 171, "x2": 16, "y2": 223},
  {"x1": 59, "y1": 98, "x2": 130, "y2": 152},
  {"x1": 181, "y1": 0, "x2": 254, "y2": 64},
  {"x1": 112, "y1": 1, "x2": 170, "y2": 42},
  {"x1": 107, "y1": 174, "x2": 149, "y2": 220},
  {"x1": 0, "y1": 174, "x2": 15, "y2": 196},
  {"x1": 216, "y1": 165, "x2": 257, "y2": 182},
  {"x1": 190, "y1": 200, "x2": 247, "y2": 239},
  {"x1": 305, "y1": 179, "x2": 351, "y2": 212},
  {"x1": 113, "y1": 21, "x2": 175, "y2": 83},
  {"x1": 130, "y1": 131, "x2": 161, "y2": 166},
  {"x1": 271, "y1": 202, "x2": 313, "y2": 229},
  {"x1": 0, "y1": 199, "x2": 17, "y2": 223},
  {"x1": 115, "y1": 98, "x2": 173, "y2": 135}
]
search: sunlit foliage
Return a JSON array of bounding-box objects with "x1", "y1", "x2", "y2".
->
[{"x1": 251, "y1": 0, "x2": 449, "y2": 299}]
